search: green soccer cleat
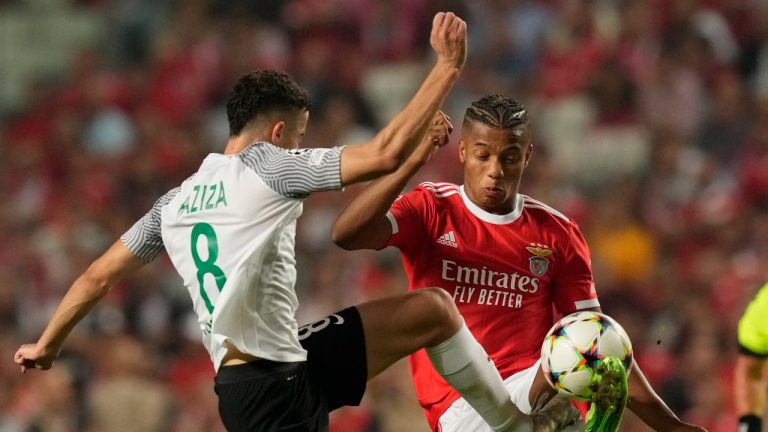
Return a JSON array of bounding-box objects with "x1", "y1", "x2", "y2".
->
[{"x1": 585, "y1": 356, "x2": 628, "y2": 432}]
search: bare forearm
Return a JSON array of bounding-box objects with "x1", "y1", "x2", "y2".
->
[
  {"x1": 626, "y1": 362, "x2": 683, "y2": 430},
  {"x1": 333, "y1": 158, "x2": 423, "y2": 250},
  {"x1": 342, "y1": 66, "x2": 459, "y2": 185},
  {"x1": 36, "y1": 272, "x2": 111, "y2": 353},
  {"x1": 339, "y1": 13, "x2": 465, "y2": 185},
  {"x1": 376, "y1": 64, "x2": 459, "y2": 162},
  {"x1": 36, "y1": 241, "x2": 146, "y2": 354},
  {"x1": 16, "y1": 240, "x2": 146, "y2": 372}
]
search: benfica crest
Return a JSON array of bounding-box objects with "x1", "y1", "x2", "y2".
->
[{"x1": 526, "y1": 245, "x2": 553, "y2": 277}]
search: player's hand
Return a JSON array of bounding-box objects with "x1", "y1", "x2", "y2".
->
[
  {"x1": 427, "y1": 110, "x2": 453, "y2": 147},
  {"x1": 14, "y1": 343, "x2": 58, "y2": 373},
  {"x1": 430, "y1": 12, "x2": 467, "y2": 71},
  {"x1": 413, "y1": 111, "x2": 453, "y2": 164}
]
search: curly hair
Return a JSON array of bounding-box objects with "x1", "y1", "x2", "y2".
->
[
  {"x1": 464, "y1": 95, "x2": 528, "y2": 129},
  {"x1": 225, "y1": 70, "x2": 311, "y2": 136}
]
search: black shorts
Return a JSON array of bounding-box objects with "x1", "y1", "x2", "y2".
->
[{"x1": 214, "y1": 307, "x2": 368, "y2": 432}]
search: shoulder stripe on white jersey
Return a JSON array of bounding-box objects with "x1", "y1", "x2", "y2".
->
[
  {"x1": 522, "y1": 196, "x2": 569, "y2": 222},
  {"x1": 121, "y1": 186, "x2": 182, "y2": 261},
  {"x1": 238, "y1": 143, "x2": 343, "y2": 198}
]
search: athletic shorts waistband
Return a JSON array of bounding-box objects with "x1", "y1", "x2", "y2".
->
[{"x1": 216, "y1": 360, "x2": 305, "y2": 385}]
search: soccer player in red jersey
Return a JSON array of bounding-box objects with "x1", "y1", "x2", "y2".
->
[{"x1": 332, "y1": 95, "x2": 707, "y2": 432}]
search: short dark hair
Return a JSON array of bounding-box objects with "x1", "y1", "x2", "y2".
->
[
  {"x1": 225, "y1": 70, "x2": 311, "y2": 136},
  {"x1": 464, "y1": 95, "x2": 528, "y2": 129}
]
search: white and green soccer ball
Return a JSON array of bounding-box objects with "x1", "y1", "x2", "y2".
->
[{"x1": 540, "y1": 311, "x2": 633, "y2": 401}]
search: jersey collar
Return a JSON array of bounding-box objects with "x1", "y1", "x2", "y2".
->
[{"x1": 459, "y1": 185, "x2": 524, "y2": 224}]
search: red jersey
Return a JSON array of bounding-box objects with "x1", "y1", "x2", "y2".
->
[{"x1": 385, "y1": 182, "x2": 598, "y2": 431}]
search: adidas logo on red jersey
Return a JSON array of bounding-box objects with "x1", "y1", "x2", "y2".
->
[{"x1": 437, "y1": 231, "x2": 458, "y2": 248}]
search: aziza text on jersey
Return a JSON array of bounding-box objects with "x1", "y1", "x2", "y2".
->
[{"x1": 178, "y1": 180, "x2": 229, "y2": 215}]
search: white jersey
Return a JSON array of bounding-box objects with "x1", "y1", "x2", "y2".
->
[{"x1": 121, "y1": 143, "x2": 343, "y2": 370}]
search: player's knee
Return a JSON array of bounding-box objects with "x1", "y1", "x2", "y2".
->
[{"x1": 416, "y1": 287, "x2": 462, "y2": 340}]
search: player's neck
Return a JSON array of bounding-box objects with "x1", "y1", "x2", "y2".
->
[{"x1": 224, "y1": 131, "x2": 272, "y2": 155}]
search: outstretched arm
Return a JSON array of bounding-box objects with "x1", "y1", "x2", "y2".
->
[
  {"x1": 14, "y1": 241, "x2": 147, "y2": 372},
  {"x1": 581, "y1": 306, "x2": 706, "y2": 431},
  {"x1": 339, "y1": 12, "x2": 466, "y2": 185},
  {"x1": 332, "y1": 112, "x2": 452, "y2": 250},
  {"x1": 625, "y1": 362, "x2": 705, "y2": 431}
]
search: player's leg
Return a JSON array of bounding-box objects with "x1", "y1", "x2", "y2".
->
[
  {"x1": 299, "y1": 287, "x2": 529, "y2": 431},
  {"x1": 439, "y1": 360, "x2": 538, "y2": 432},
  {"x1": 356, "y1": 287, "x2": 460, "y2": 377},
  {"x1": 355, "y1": 287, "x2": 529, "y2": 431},
  {"x1": 438, "y1": 359, "x2": 582, "y2": 432}
]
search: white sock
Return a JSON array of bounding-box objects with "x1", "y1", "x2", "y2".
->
[{"x1": 426, "y1": 322, "x2": 532, "y2": 432}]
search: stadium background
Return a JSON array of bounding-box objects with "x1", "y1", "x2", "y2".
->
[{"x1": 1, "y1": 0, "x2": 766, "y2": 430}]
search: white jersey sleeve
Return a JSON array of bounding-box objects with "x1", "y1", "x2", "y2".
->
[
  {"x1": 120, "y1": 186, "x2": 183, "y2": 261},
  {"x1": 237, "y1": 144, "x2": 343, "y2": 198}
]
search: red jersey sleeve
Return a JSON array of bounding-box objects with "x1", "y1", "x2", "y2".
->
[
  {"x1": 552, "y1": 221, "x2": 599, "y2": 315},
  {"x1": 384, "y1": 185, "x2": 434, "y2": 254}
]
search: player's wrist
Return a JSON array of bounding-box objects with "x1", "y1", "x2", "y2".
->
[
  {"x1": 36, "y1": 338, "x2": 63, "y2": 358},
  {"x1": 406, "y1": 149, "x2": 433, "y2": 168},
  {"x1": 432, "y1": 60, "x2": 461, "y2": 78},
  {"x1": 739, "y1": 414, "x2": 762, "y2": 432}
]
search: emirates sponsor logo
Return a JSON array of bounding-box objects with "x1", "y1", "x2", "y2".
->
[
  {"x1": 437, "y1": 230, "x2": 458, "y2": 248},
  {"x1": 443, "y1": 258, "x2": 543, "y2": 309},
  {"x1": 441, "y1": 259, "x2": 540, "y2": 293}
]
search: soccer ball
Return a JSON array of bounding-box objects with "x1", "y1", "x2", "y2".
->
[{"x1": 540, "y1": 311, "x2": 633, "y2": 401}]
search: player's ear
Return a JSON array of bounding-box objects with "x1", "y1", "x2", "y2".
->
[
  {"x1": 459, "y1": 139, "x2": 467, "y2": 163},
  {"x1": 270, "y1": 121, "x2": 286, "y2": 145},
  {"x1": 524, "y1": 142, "x2": 533, "y2": 167}
]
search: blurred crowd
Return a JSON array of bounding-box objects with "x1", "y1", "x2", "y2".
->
[{"x1": 2, "y1": 0, "x2": 768, "y2": 431}]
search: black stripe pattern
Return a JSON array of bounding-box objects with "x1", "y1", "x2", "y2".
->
[
  {"x1": 237, "y1": 143, "x2": 343, "y2": 198},
  {"x1": 120, "y1": 187, "x2": 182, "y2": 262}
]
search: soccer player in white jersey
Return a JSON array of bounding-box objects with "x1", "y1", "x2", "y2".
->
[
  {"x1": 12, "y1": 13, "x2": 561, "y2": 432},
  {"x1": 332, "y1": 95, "x2": 708, "y2": 432}
]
